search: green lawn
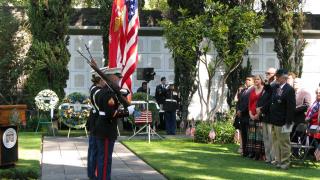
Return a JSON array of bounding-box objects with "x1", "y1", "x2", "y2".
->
[
  {"x1": 0, "y1": 132, "x2": 41, "y2": 179},
  {"x1": 123, "y1": 139, "x2": 320, "y2": 180}
]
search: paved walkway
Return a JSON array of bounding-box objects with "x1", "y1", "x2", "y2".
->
[{"x1": 41, "y1": 137, "x2": 166, "y2": 180}]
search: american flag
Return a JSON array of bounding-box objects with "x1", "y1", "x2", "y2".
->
[
  {"x1": 134, "y1": 111, "x2": 152, "y2": 124},
  {"x1": 108, "y1": 0, "x2": 140, "y2": 94}
]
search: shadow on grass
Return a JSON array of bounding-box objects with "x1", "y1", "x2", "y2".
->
[{"x1": 123, "y1": 139, "x2": 320, "y2": 180}]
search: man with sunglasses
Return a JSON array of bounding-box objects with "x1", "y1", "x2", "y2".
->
[{"x1": 256, "y1": 67, "x2": 277, "y2": 163}]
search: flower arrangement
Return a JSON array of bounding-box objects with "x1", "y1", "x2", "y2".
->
[
  {"x1": 59, "y1": 92, "x2": 91, "y2": 129},
  {"x1": 34, "y1": 89, "x2": 59, "y2": 111}
]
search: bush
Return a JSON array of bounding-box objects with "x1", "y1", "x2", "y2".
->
[
  {"x1": 0, "y1": 167, "x2": 39, "y2": 179},
  {"x1": 194, "y1": 119, "x2": 236, "y2": 144},
  {"x1": 194, "y1": 121, "x2": 212, "y2": 143},
  {"x1": 24, "y1": 115, "x2": 39, "y2": 132},
  {"x1": 213, "y1": 121, "x2": 235, "y2": 144}
]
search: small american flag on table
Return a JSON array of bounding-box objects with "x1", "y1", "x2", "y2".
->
[{"x1": 134, "y1": 111, "x2": 152, "y2": 124}]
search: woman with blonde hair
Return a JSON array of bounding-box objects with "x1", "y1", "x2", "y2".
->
[{"x1": 247, "y1": 74, "x2": 265, "y2": 160}]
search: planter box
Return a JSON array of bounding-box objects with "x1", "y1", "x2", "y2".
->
[
  {"x1": 0, "y1": 125, "x2": 18, "y2": 166},
  {"x1": 0, "y1": 105, "x2": 27, "y2": 126}
]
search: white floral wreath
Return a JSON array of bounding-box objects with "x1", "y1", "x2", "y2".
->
[{"x1": 35, "y1": 89, "x2": 59, "y2": 111}]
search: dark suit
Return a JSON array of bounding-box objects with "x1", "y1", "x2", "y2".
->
[
  {"x1": 155, "y1": 84, "x2": 167, "y2": 105},
  {"x1": 269, "y1": 83, "x2": 296, "y2": 126},
  {"x1": 155, "y1": 84, "x2": 167, "y2": 130},
  {"x1": 257, "y1": 83, "x2": 276, "y2": 123},
  {"x1": 270, "y1": 83, "x2": 296, "y2": 167},
  {"x1": 236, "y1": 86, "x2": 253, "y2": 156},
  {"x1": 256, "y1": 82, "x2": 276, "y2": 162}
]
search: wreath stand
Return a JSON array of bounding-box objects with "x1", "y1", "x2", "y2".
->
[
  {"x1": 35, "y1": 97, "x2": 56, "y2": 136},
  {"x1": 66, "y1": 124, "x2": 88, "y2": 138},
  {"x1": 59, "y1": 103, "x2": 90, "y2": 138}
]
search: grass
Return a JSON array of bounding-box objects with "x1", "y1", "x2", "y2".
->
[
  {"x1": 0, "y1": 132, "x2": 41, "y2": 179},
  {"x1": 122, "y1": 139, "x2": 320, "y2": 180}
]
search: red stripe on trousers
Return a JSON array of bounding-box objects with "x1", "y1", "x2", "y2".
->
[
  {"x1": 95, "y1": 161, "x2": 98, "y2": 177},
  {"x1": 103, "y1": 138, "x2": 109, "y2": 180}
]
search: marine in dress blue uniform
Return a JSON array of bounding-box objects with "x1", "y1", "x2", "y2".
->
[
  {"x1": 163, "y1": 83, "x2": 179, "y2": 135},
  {"x1": 94, "y1": 67, "x2": 130, "y2": 180},
  {"x1": 87, "y1": 75, "x2": 104, "y2": 179}
]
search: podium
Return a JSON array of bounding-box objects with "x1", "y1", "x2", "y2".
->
[{"x1": 0, "y1": 125, "x2": 18, "y2": 166}]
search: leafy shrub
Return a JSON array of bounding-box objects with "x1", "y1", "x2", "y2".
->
[
  {"x1": 23, "y1": 116, "x2": 37, "y2": 132},
  {"x1": 194, "y1": 121, "x2": 212, "y2": 143},
  {"x1": 194, "y1": 118, "x2": 235, "y2": 144},
  {"x1": 213, "y1": 121, "x2": 235, "y2": 144},
  {"x1": 0, "y1": 167, "x2": 39, "y2": 179}
]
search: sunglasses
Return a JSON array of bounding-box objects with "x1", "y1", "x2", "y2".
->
[{"x1": 265, "y1": 72, "x2": 274, "y2": 75}]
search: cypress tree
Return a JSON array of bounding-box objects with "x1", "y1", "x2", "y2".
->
[{"x1": 25, "y1": 0, "x2": 72, "y2": 106}]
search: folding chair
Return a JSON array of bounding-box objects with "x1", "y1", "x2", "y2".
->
[
  {"x1": 290, "y1": 123, "x2": 314, "y2": 166},
  {"x1": 291, "y1": 122, "x2": 319, "y2": 167}
]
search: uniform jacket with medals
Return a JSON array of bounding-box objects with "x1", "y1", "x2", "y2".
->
[
  {"x1": 87, "y1": 85, "x2": 101, "y2": 135},
  {"x1": 163, "y1": 89, "x2": 179, "y2": 112},
  {"x1": 94, "y1": 86, "x2": 128, "y2": 140},
  {"x1": 269, "y1": 83, "x2": 296, "y2": 126}
]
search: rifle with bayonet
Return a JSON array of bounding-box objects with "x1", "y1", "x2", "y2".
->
[{"x1": 77, "y1": 45, "x2": 131, "y2": 108}]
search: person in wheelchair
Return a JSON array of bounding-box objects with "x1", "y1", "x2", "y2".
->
[
  {"x1": 291, "y1": 78, "x2": 311, "y2": 152},
  {"x1": 306, "y1": 87, "x2": 320, "y2": 152}
]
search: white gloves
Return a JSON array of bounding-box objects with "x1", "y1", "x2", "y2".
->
[
  {"x1": 120, "y1": 88, "x2": 130, "y2": 96},
  {"x1": 127, "y1": 105, "x2": 135, "y2": 115}
]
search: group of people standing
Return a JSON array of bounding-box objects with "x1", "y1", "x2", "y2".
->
[
  {"x1": 235, "y1": 67, "x2": 320, "y2": 170},
  {"x1": 137, "y1": 77, "x2": 179, "y2": 135},
  {"x1": 135, "y1": 77, "x2": 180, "y2": 135},
  {"x1": 155, "y1": 77, "x2": 179, "y2": 135}
]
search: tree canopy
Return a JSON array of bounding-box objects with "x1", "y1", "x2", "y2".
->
[
  {"x1": 162, "y1": 1, "x2": 264, "y2": 119},
  {"x1": 24, "y1": 0, "x2": 72, "y2": 106},
  {"x1": 263, "y1": 0, "x2": 306, "y2": 77}
]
